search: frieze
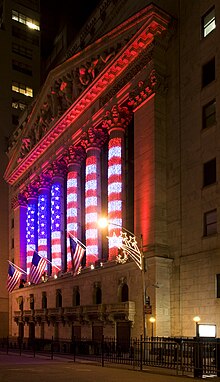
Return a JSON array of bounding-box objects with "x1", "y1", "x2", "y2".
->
[
  {"x1": 99, "y1": 48, "x2": 154, "y2": 107},
  {"x1": 16, "y1": 45, "x2": 121, "y2": 164},
  {"x1": 128, "y1": 69, "x2": 167, "y2": 109}
]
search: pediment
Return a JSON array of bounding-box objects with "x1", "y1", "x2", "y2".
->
[{"x1": 4, "y1": 4, "x2": 172, "y2": 186}]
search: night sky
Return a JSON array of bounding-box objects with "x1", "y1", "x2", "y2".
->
[{"x1": 40, "y1": 0, "x2": 101, "y2": 59}]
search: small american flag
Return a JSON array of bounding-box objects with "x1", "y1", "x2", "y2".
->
[
  {"x1": 29, "y1": 251, "x2": 47, "y2": 284},
  {"x1": 7, "y1": 264, "x2": 22, "y2": 292},
  {"x1": 69, "y1": 235, "x2": 85, "y2": 276}
]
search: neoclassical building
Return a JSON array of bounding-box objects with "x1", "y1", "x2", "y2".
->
[{"x1": 5, "y1": 0, "x2": 220, "y2": 342}]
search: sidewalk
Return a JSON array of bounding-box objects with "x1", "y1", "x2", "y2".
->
[{"x1": 0, "y1": 351, "x2": 218, "y2": 381}]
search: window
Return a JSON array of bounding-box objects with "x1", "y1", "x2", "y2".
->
[
  {"x1": 202, "y1": 7, "x2": 216, "y2": 37},
  {"x1": 202, "y1": 58, "x2": 215, "y2": 87},
  {"x1": 73, "y1": 287, "x2": 80, "y2": 306},
  {"x1": 12, "y1": 10, "x2": 40, "y2": 31},
  {"x1": 12, "y1": 43, "x2": 32, "y2": 59},
  {"x1": 202, "y1": 100, "x2": 216, "y2": 129},
  {"x1": 12, "y1": 81, "x2": 33, "y2": 97},
  {"x1": 121, "y1": 283, "x2": 129, "y2": 302},
  {"x1": 12, "y1": 59, "x2": 32, "y2": 76},
  {"x1": 204, "y1": 209, "x2": 217, "y2": 236},
  {"x1": 12, "y1": 99, "x2": 27, "y2": 111},
  {"x1": 203, "y1": 158, "x2": 216, "y2": 186},
  {"x1": 12, "y1": 26, "x2": 39, "y2": 46},
  {"x1": 30, "y1": 294, "x2": 34, "y2": 310},
  {"x1": 95, "y1": 286, "x2": 102, "y2": 304},
  {"x1": 216, "y1": 274, "x2": 220, "y2": 298},
  {"x1": 12, "y1": 114, "x2": 19, "y2": 126},
  {"x1": 42, "y1": 292, "x2": 47, "y2": 309},
  {"x1": 56, "y1": 289, "x2": 62, "y2": 308}
]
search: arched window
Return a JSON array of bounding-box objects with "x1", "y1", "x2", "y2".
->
[
  {"x1": 56, "y1": 289, "x2": 62, "y2": 308},
  {"x1": 42, "y1": 292, "x2": 47, "y2": 309},
  {"x1": 121, "y1": 283, "x2": 129, "y2": 302},
  {"x1": 73, "y1": 287, "x2": 80, "y2": 306},
  {"x1": 95, "y1": 286, "x2": 102, "y2": 304}
]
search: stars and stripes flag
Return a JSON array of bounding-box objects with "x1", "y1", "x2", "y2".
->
[
  {"x1": 7, "y1": 264, "x2": 22, "y2": 292},
  {"x1": 69, "y1": 235, "x2": 85, "y2": 276},
  {"x1": 29, "y1": 251, "x2": 47, "y2": 284}
]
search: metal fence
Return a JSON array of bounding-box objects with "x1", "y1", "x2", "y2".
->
[{"x1": 0, "y1": 336, "x2": 219, "y2": 378}]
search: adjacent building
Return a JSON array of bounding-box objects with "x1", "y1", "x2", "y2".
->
[
  {"x1": 0, "y1": 0, "x2": 40, "y2": 336},
  {"x1": 3, "y1": 0, "x2": 220, "y2": 343}
]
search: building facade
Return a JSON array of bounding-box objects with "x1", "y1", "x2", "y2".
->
[
  {"x1": 0, "y1": 0, "x2": 40, "y2": 336},
  {"x1": 4, "y1": 0, "x2": 220, "y2": 342}
]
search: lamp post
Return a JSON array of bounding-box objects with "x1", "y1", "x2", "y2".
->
[
  {"x1": 193, "y1": 316, "x2": 201, "y2": 337},
  {"x1": 149, "y1": 316, "x2": 156, "y2": 339},
  {"x1": 98, "y1": 217, "x2": 147, "y2": 338}
]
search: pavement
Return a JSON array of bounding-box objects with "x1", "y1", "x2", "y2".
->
[{"x1": 0, "y1": 351, "x2": 219, "y2": 382}]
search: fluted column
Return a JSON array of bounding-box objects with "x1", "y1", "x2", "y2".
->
[
  {"x1": 66, "y1": 145, "x2": 85, "y2": 271},
  {"x1": 102, "y1": 105, "x2": 132, "y2": 260},
  {"x1": 51, "y1": 159, "x2": 67, "y2": 275},
  {"x1": 81, "y1": 126, "x2": 107, "y2": 265},
  {"x1": 12, "y1": 193, "x2": 27, "y2": 279},
  {"x1": 25, "y1": 183, "x2": 38, "y2": 276},
  {"x1": 38, "y1": 170, "x2": 52, "y2": 274}
]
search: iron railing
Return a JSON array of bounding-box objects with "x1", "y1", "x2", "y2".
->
[{"x1": 0, "y1": 336, "x2": 219, "y2": 378}]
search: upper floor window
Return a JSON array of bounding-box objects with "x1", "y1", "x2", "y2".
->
[
  {"x1": 12, "y1": 99, "x2": 27, "y2": 111},
  {"x1": 204, "y1": 209, "x2": 217, "y2": 236},
  {"x1": 202, "y1": 99, "x2": 216, "y2": 129},
  {"x1": 12, "y1": 10, "x2": 40, "y2": 31},
  {"x1": 12, "y1": 81, "x2": 33, "y2": 97},
  {"x1": 12, "y1": 43, "x2": 32, "y2": 59},
  {"x1": 202, "y1": 58, "x2": 215, "y2": 87},
  {"x1": 56, "y1": 289, "x2": 62, "y2": 308},
  {"x1": 203, "y1": 158, "x2": 216, "y2": 187},
  {"x1": 202, "y1": 7, "x2": 216, "y2": 37}
]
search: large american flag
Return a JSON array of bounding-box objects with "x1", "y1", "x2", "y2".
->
[
  {"x1": 7, "y1": 264, "x2": 22, "y2": 292},
  {"x1": 29, "y1": 251, "x2": 47, "y2": 284},
  {"x1": 69, "y1": 235, "x2": 85, "y2": 276}
]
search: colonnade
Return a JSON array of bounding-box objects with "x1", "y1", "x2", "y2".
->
[{"x1": 12, "y1": 105, "x2": 132, "y2": 278}]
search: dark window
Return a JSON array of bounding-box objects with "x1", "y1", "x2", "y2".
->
[
  {"x1": 95, "y1": 287, "x2": 102, "y2": 304},
  {"x1": 202, "y1": 100, "x2": 216, "y2": 129},
  {"x1": 203, "y1": 158, "x2": 216, "y2": 187},
  {"x1": 216, "y1": 274, "x2": 220, "y2": 298},
  {"x1": 12, "y1": 43, "x2": 32, "y2": 59},
  {"x1": 73, "y1": 287, "x2": 80, "y2": 306},
  {"x1": 202, "y1": 7, "x2": 216, "y2": 37},
  {"x1": 42, "y1": 292, "x2": 47, "y2": 309},
  {"x1": 202, "y1": 58, "x2": 215, "y2": 87},
  {"x1": 12, "y1": 114, "x2": 19, "y2": 126},
  {"x1": 12, "y1": 59, "x2": 32, "y2": 75},
  {"x1": 30, "y1": 294, "x2": 34, "y2": 309},
  {"x1": 56, "y1": 289, "x2": 62, "y2": 308},
  {"x1": 12, "y1": 25, "x2": 39, "y2": 46},
  {"x1": 121, "y1": 284, "x2": 129, "y2": 302},
  {"x1": 11, "y1": 218, "x2": 14, "y2": 228},
  {"x1": 11, "y1": 238, "x2": 14, "y2": 249},
  {"x1": 204, "y1": 209, "x2": 217, "y2": 236}
]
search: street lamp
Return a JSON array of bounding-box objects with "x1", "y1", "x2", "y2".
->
[
  {"x1": 149, "y1": 316, "x2": 156, "y2": 339},
  {"x1": 193, "y1": 316, "x2": 201, "y2": 337},
  {"x1": 98, "y1": 217, "x2": 147, "y2": 338}
]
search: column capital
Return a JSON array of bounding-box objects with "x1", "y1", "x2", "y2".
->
[
  {"x1": 39, "y1": 170, "x2": 53, "y2": 190},
  {"x1": 11, "y1": 193, "x2": 27, "y2": 209},
  {"x1": 25, "y1": 182, "x2": 39, "y2": 200},
  {"x1": 102, "y1": 104, "x2": 132, "y2": 132},
  {"x1": 52, "y1": 158, "x2": 67, "y2": 178},
  {"x1": 81, "y1": 126, "x2": 107, "y2": 151},
  {"x1": 66, "y1": 144, "x2": 86, "y2": 166}
]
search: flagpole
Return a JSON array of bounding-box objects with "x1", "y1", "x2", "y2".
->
[
  {"x1": 68, "y1": 232, "x2": 86, "y2": 250},
  {"x1": 7, "y1": 260, "x2": 27, "y2": 275}
]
